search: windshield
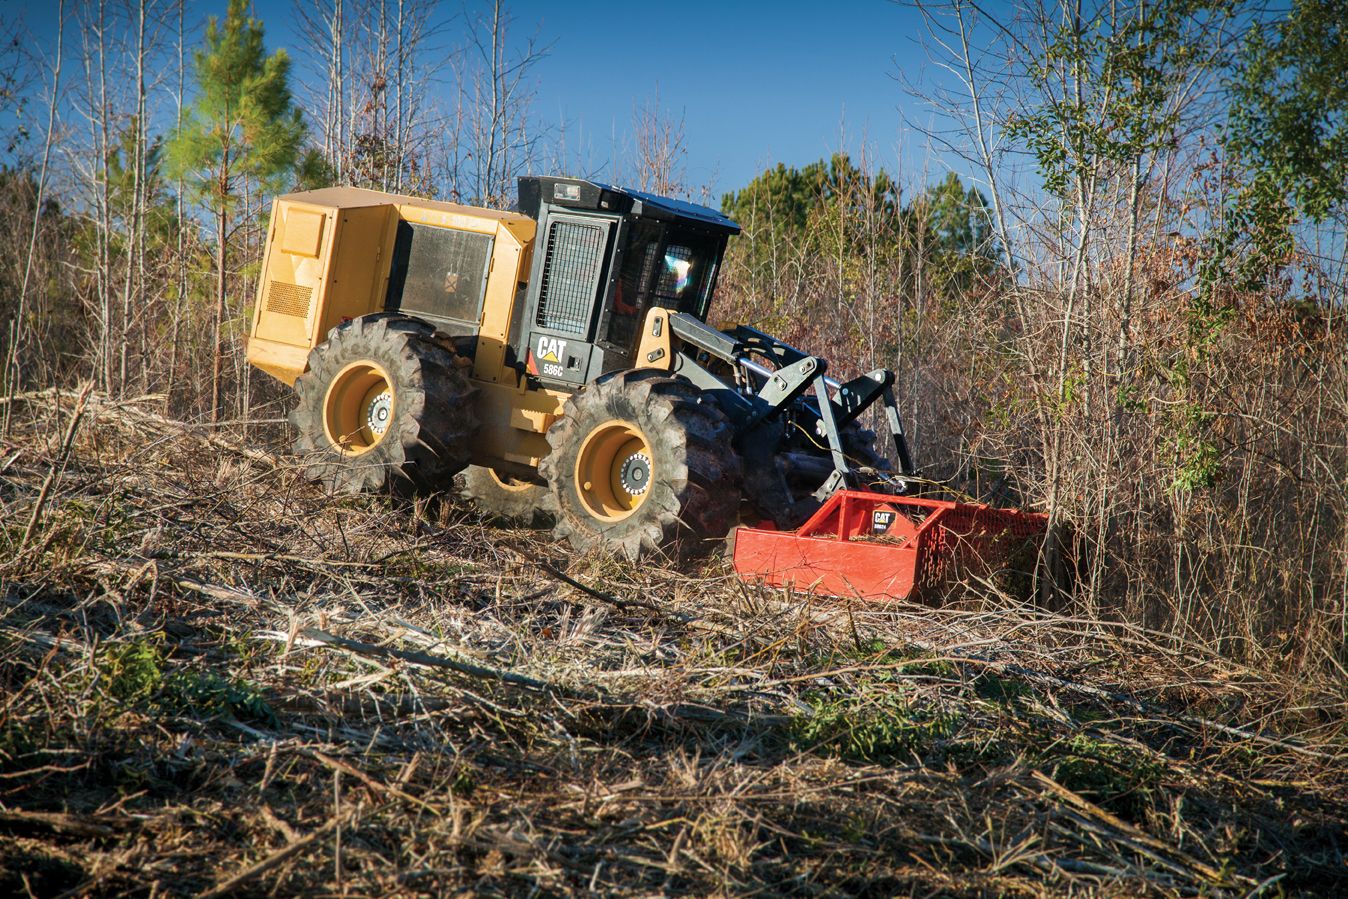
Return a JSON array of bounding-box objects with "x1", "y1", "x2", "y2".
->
[{"x1": 605, "y1": 221, "x2": 722, "y2": 349}]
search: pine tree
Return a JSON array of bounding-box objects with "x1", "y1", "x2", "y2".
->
[{"x1": 168, "y1": 0, "x2": 304, "y2": 421}]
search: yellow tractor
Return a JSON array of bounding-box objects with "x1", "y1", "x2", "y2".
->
[{"x1": 247, "y1": 177, "x2": 914, "y2": 559}]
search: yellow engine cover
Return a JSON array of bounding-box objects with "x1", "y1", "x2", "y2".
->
[{"x1": 246, "y1": 186, "x2": 535, "y2": 386}]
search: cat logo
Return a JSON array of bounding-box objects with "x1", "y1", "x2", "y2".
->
[
  {"x1": 871, "y1": 508, "x2": 897, "y2": 535},
  {"x1": 536, "y1": 335, "x2": 567, "y2": 364}
]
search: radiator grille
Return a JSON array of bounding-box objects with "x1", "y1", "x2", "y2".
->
[
  {"x1": 266, "y1": 281, "x2": 313, "y2": 318},
  {"x1": 535, "y1": 220, "x2": 605, "y2": 335}
]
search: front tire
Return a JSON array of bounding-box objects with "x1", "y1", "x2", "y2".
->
[
  {"x1": 291, "y1": 315, "x2": 477, "y2": 494},
  {"x1": 839, "y1": 421, "x2": 895, "y2": 490},
  {"x1": 541, "y1": 370, "x2": 741, "y2": 561}
]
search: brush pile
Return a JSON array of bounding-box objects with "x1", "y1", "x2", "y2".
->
[{"x1": 1, "y1": 389, "x2": 1345, "y2": 896}]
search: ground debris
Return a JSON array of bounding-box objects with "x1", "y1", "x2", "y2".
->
[{"x1": 1, "y1": 392, "x2": 1345, "y2": 896}]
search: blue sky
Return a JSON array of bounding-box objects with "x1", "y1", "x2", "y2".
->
[
  {"x1": 8, "y1": 0, "x2": 987, "y2": 199},
  {"x1": 501, "y1": 0, "x2": 945, "y2": 196}
]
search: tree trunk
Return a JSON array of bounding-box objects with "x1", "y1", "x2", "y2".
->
[
  {"x1": 134, "y1": 0, "x2": 149, "y2": 395},
  {"x1": 212, "y1": 162, "x2": 228, "y2": 424},
  {"x1": 394, "y1": 0, "x2": 405, "y2": 191},
  {"x1": 335, "y1": 0, "x2": 345, "y2": 180},
  {"x1": 97, "y1": 0, "x2": 113, "y2": 394},
  {"x1": 119, "y1": 0, "x2": 146, "y2": 396},
  {"x1": 2, "y1": 0, "x2": 64, "y2": 435},
  {"x1": 167, "y1": 0, "x2": 186, "y2": 412}
]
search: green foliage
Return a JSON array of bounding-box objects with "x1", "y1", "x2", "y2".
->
[
  {"x1": 1039, "y1": 733, "x2": 1164, "y2": 816},
  {"x1": 1169, "y1": 403, "x2": 1221, "y2": 493},
  {"x1": 972, "y1": 670, "x2": 1035, "y2": 704},
  {"x1": 1182, "y1": 294, "x2": 1236, "y2": 361},
  {"x1": 912, "y1": 172, "x2": 1001, "y2": 295},
  {"x1": 166, "y1": 0, "x2": 304, "y2": 210},
  {"x1": 790, "y1": 651, "x2": 960, "y2": 762},
  {"x1": 0, "y1": 167, "x2": 79, "y2": 348},
  {"x1": 1013, "y1": 3, "x2": 1223, "y2": 200},
  {"x1": 449, "y1": 766, "x2": 478, "y2": 797},
  {"x1": 793, "y1": 685, "x2": 958, "y2": 762},
  {"x1": 1161, "y1": 295, "x2": 1229, "y2": 494},
  {"x1": 720, "y1": 154, "x2": 895, "y2": 291},
  {"x1": 102, "y1": 119, "x2": 182, "y2": 249},
  {"x1": 920, "y1": 172, "x2": 994, "y2": 258},
  {"x1": 1056, "y1": 363, "x2": 1087, "y2": 416},
  {"x1": 1006, "y1": 1, "x2": 1226, "y2": 201},
  {"x1": 98, "y1": 637, "x2": 276, "y2": 726},
  {"x1": 721, "y1": 158, "x2": 836, "y2": 240},
  {"x1": 293, "y1": 147, "x2": 336, "y2": 193},
  {"x1": 1115, "y1": 383, "x2": 1150, "y2": 414},
  {"x1": 102, "y1": 637, "x2": 167, "y2": 704},
  {"x1": 1222, "y1": 0, "x2": 1348, "y2": 282},
  {"x1": 31, "y1": 497, "x2": 138, "y2": 558},
  {"x1": 720, "y1": 155, "x2": 1000, "y2": 313},
  {"x1": 168, "y1": 669, "x2": 277, "y2": 725}
]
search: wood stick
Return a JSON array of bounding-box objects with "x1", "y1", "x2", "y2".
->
[
  {"x1": 308, "y1": 749, "x2": 441, "y2": 816},
  {"x1": 0, "y1": 808, "x2": 121, "y2": 838},
  {"x1": 1030, "y1": 770, "x2": 1234, "y2": 885},
  {"x1": 298, "y1": 627, "x2": 564, "y2": 694},
  {"x1": 18, "y1": 381, "x2": 92, "y2": 552},
  {"x1": 198, "y1": 806, "x2": 371, "y2": 899}
]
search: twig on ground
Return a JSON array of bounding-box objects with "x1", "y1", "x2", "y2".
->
[{"x1": 17, "y1": 381, "x2": 92, "y2": 554}]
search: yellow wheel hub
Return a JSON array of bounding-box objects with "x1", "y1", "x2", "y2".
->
[
  {"x1": 574, "y1": 420, "x2": 653, "y2": 522},
  {"x1": 323, "y1": 361, "x2": 395, "y2": 456}
]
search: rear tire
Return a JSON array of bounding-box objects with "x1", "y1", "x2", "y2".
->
[
  {"x1": 459, "y1": 465, "x2": 551, "y2": 527},
  {"x1": 292, "y1": 314, "x2": 477, "y2": 494},
  {"x1": 541, "y1": 369, "x2": 741, "y2": 561}
]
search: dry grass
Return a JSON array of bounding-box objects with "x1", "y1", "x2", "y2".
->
[{"x1": 1, "y1": 389, "x2": 1345, "y2": 896}]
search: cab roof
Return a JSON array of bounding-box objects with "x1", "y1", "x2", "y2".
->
[{"x1": 517, "y1": 176, "x2": 740, "y2": 234}]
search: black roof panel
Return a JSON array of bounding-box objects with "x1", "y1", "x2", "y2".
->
[{"x1": 517, "y1": 176, "x2": 740, "y2": 234}]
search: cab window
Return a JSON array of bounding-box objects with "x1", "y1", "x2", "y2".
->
[{"x1": 605, "y1": 222, "x2": 662, "y2": 349}]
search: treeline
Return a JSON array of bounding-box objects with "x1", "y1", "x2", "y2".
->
[
  {"x1": 1, "y1": 0, "x2": 1345, "y2": 672},
  {"x1": 0, "y1": 0, "x2": 555, "y2": 421},
  {"x1": 712, "y1": 1, "x2": 1348, "y2": 672}
]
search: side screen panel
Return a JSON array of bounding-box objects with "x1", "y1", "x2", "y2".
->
[{"x1": 385, "y1": 221, "x2": 494, "y2": 328}]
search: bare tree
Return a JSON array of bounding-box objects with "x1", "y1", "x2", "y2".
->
[
  {"x1": 81, "y1": 0, "x2": 115, "y2": 394},
  {"x1": 295, "y1": 0, "x2": 347, "y2": 180},
  {"x1": 2, "y1": 0, "x2": 65, "y2": 435},
  {"x1": 295, "y1": 0, "x2": 448, "y2": 193},
  {"x1": 457, "y1": 0, "x2": 549, "y2": 206},
  {"x1": 901, "y1": 0, "x2": 1348, "y2": 668},
  {"x1": 166, "y1": 0, "x2": 186, "y2": 409},
  {"x1": 117, "y1": 0, "x2": 147, "y2": 395},
  {"x1": 631, "y1": 90, "x2": 687, "y2": 197}
]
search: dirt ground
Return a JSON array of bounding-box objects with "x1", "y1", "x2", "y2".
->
[{"x1": 1, "y1": 390, "x2": 1345, "y2": 896}]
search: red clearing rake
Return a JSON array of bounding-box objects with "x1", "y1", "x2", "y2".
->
[{"x1": 731, "y1": 490, "x2": 1049, "y2": 601}]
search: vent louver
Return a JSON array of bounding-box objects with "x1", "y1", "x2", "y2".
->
[{"x1": 266, "y1": 281, "x2": 313, "y2": 318}]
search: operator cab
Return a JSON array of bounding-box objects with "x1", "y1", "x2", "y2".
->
[{"x1": 513, "y1": 176, "x2": 739, "y2": 387}]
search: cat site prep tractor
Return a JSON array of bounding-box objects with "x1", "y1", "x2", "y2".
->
[{"x1": 246, "y1": 176, "x2": 1044, "y2": 598}]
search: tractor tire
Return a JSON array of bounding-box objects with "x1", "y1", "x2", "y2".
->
[
  {"x1": 840, "y1": 422, "x2": 895, "y2": 489},
  {"x1": 541, "y1": 369, "x2": 741, "y2": 561},
  {"x1": 291, "y1": 314, "x2": 477, "y2": 494},
  {"x1": 459, "y1": 465, "x2": 552, "y2": 527}
]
